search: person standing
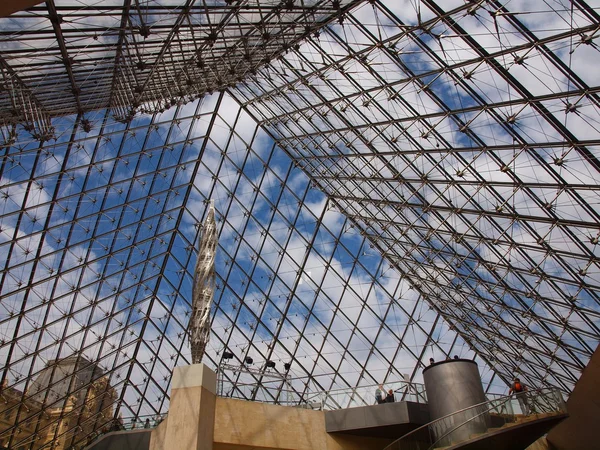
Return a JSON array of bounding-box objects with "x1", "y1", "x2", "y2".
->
[
  {"x1": 375, "y1": 384, "x2": 384, "y2": 404},
  {"x1": 110, "y1": 419, "x2": 120, "y2": 432},
  {"x1": 508, "y1": 377, "x2": 529, "y2": 415},
  {"x1": 385, "y1": 389, "x2": 395, "y2": 403}
]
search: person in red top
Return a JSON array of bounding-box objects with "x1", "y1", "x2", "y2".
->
[{"x1": 508, "y1": 377, "x2": 529, "y2": 415}]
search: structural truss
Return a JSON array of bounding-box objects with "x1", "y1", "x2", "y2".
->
[{"x1": 0, "y1": 0, "x2": 599, "y2": 448}]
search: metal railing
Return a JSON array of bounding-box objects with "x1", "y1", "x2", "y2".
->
[
  {"x1": 217, "y1": 363, "x2": 302, "y2": 406},
  {"x1": 82, "y1": 413, "x2": 168, "y2": 449},
  {"x1": 382, "y1": 387, "x2": 566, "y2": 450},
  {"x1": 125, "y1": 413, "x2": 167, "y2": 430},
  {"x1": 303, "y1": 381, "x2": 427, "y2": 411}
]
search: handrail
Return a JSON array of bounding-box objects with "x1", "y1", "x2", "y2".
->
[
  {"x1": 320, "y1": 380, "x2": 425, "y2": 396},
  {"x1": 382, "y1": 387, "x2": 562, "y2": 450},
  {"x1": 427, "y1": 396, "x2": 512, "y2": 449},
  {"x1": 316, "y1": 380, "x2": 427, "y2": 410},
  {"x1": 388, "y1": 391, "x2": 514, "y2": 445}
]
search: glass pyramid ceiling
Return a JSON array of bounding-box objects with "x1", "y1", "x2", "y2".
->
[{"x1": 0, "y1": 0, "x2": 599, "y2": 448}]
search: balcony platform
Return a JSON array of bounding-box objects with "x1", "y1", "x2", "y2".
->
[{"x1": 325, "y1": 401, "x2": 431, "y2": 439}]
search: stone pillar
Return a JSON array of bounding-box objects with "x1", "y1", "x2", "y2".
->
[{"x1": 163, "y1": 364, "x2": 216, "y2": 450}]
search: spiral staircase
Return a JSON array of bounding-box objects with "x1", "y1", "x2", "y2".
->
[{"x1": 382, "y1": 388, "x2": 568, "y2": 450}]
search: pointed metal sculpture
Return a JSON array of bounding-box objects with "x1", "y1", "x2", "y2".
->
[{"x1": 189, "y1": 201, "x2": 217, "y2": 364}]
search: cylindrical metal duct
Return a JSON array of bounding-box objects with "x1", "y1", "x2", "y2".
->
[{"x1": 423, "y1": 359, "x2": 489, "y2": 447}]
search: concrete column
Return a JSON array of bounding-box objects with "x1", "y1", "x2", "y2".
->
[{"x1": 162, "y1": 364, "x2": 216, "y2": 450}]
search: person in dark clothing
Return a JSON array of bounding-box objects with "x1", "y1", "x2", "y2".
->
[
  {"x1": 144, "y1": 418, "x2": 151, "y2": 428},
  {"x1": 110, "y1": 419, "x2": 120, "y2": 432},
  {"x1": 385, "y1": 389, "x2": 395, "y2": 403}
]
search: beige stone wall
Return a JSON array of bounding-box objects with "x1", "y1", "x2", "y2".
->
[
  {"x1": 164, "y1": 385, "x2": 216, "y2": 450},
  {"x1": 151, "y1": 365, "x2": 391, "y2": 450},
  {"x1": 214, "y1": 399, "x2": 323, "y2": 450},
  {"x1": 158, "y1": 364, "x2": 217, "y2": 450},
  {"x1": 213, "y1": 398, "x2": 391, "y2": 450},
  {"x1": 149, "y1": 417, "x2": 168, "y2": 450}
]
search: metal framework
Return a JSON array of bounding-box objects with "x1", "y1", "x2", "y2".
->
[{"x1": 0, "y1": 0, "x2": 599, "y2": 448}]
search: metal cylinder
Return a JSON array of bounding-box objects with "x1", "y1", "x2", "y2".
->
[{"x1": 423, "y1": 359, "x2": 489, "y2": 447}]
